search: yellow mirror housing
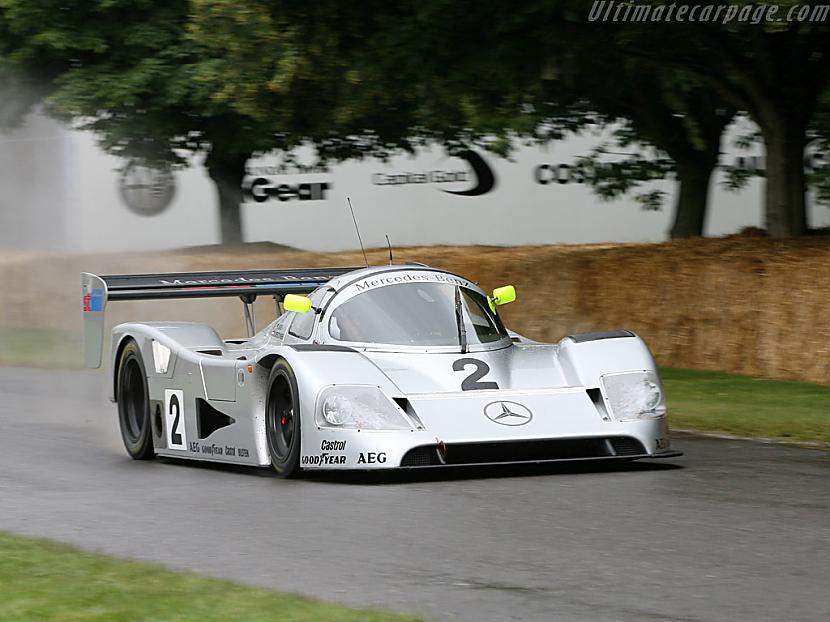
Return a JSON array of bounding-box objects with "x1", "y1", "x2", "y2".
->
[
  {"x1": 492, "y1": 285, "x2": 516, "y2": 306},
  {"x1": 283, "y1": 294, "x2": 313, "y2": 314}
]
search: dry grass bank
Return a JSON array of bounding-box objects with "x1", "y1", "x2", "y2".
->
[{"x1": 1, "y1": 236, "x2": 829, "y2": 384}]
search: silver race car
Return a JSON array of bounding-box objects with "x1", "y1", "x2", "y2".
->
[{"x1": 82, "y1": 264, "x2": 681, "y2": 476}]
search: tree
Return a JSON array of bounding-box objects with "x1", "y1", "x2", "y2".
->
[
  {"x1": 807, "y1": 86, "x2": 830, "y2": 211},
  {"x1": 0, "y1": 0, "x2": 307, "y2": 243},
  {"x1": 2, "y1": 1, "x2": 467, "y2": 242},
  {"x1": 523, "y1": 36, "x2": 735, "y2": 238},
  {"x1": 190, "y1": 1, "x2": 739, "y2": 239},
  {"x1": 608, "y1": 71, "x2": 733, "y2": 238},
  {"x1": 0, "y1": 2, "x2": 60, "y2": 129},
  {"x1": 612, "y1": 2, "x2": 830, "y2": 237}
]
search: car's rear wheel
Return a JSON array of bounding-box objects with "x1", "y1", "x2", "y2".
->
[
  {"x1": 265, "y1": 360, "x2": 301, "y2": 477},
  {"x1": 116, "y1": 340, "x2": 155, "y2": 460}
]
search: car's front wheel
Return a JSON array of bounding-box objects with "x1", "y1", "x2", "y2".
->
[
  {"x1": 116, "y1": 339, "x2": 155, "y2": 460},
  {"x1": 265, "y1": 360, "x2": 302, "y2": 477}
]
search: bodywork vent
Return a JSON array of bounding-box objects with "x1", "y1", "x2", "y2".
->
[
  {"x1": 400, "y1": 436, "x2": 646, "y2": 467},
  {"x1": 196, "y1": 398, "x2": 236, "y2": 439},
  {"x1": 608, "y1": 437, "x2": 646, "y2": 456},
  {"x1": 568, "y1": 330, "x2": 635, "y2": 343},
  {"x1": 400, "y1": 446, "x2": 437, "y2": 466}
]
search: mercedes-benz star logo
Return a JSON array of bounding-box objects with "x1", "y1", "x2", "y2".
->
[{"x1": 483, "y1": 401, "x2": 533, "y2": 426}]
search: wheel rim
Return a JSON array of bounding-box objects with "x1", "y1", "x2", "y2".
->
[
  {"x1": 121, "y1": 357, "x2": 146, "y2": 443},
  {"x1": 267, "y1": 374, "x2": 295, "y2": 462}
]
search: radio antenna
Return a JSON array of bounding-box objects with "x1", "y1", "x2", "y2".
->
[
  {"x1": 385, "y1": 234, "x2": 394, "y2": 265},
  {"x1": 346, "y1": 196, "x2": 369, "y2": 268}
]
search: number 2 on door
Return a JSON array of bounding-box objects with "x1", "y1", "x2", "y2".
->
[{"x1": 164, "y1": 389, "x2": 187, "y2": 450}]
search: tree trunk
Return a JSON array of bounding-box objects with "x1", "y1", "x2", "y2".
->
[
  {"x1": 762, "y1": 119, "x2": 808, "y2": 238},
  {"x1": 624, "y1": 68, "x2": 731, "y2": 240},
  {"x1": 670, "y1": 158, "x2": 714, "y2": 239},
  {"x1": 205, "y1": 151, "x2": 250, "y2": 245}
]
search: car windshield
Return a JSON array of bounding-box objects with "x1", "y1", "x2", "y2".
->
[{"x1": 328, "y1": 282, "x2": 508, "y2": 347}]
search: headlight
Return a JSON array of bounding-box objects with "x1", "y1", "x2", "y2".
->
[
  {"x1": 316, "y1": 385, "x2": 414, "y2": 430},
  {"x1": 601, "y1": 371, "x2": 666, "y2": 421}
]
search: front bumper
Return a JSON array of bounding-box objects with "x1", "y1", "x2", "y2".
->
[
  {"x1": 301, "y1": 387, "x2": 682, "y2": 470},
  {"x1": 397, "y1": 436, "x2": 682, "y2": 468}
]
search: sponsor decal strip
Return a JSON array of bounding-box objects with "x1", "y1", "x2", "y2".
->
[
  {"x1": 302, "y1": 439, "x2": 348, "y2": 466},
  {"x1": 188, "y1": 441, "x2": 250, "y2": 458},
  {"x1": 157, "y1": 277, "x2": 341, "y2": 286},
  {"x1": 351, "y1": 271, "x2": 475, "y2": 294}
]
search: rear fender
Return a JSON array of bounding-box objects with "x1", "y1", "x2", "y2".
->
[{"x1": 110, "y1": 322, "x2": 226, "y2": 402}]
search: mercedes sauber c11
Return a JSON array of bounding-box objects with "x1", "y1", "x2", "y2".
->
[{"x1": 81, "y1": 264, "x2": 681, "y2": 476}]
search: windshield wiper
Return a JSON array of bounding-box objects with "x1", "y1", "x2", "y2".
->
[{"x1": 454, "y1": 285, "x2": 467, "y2": 354}]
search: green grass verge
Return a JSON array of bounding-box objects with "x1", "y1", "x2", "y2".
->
[
  {"x1": 662, "y1": 367, "x2": 830, "y2": 445},
  {"x1": 0, "y1": 327, "x2": 81, "y2": 369},
  {"x1": 0, "y1": 531, "x2": 423, "y2": 622}
]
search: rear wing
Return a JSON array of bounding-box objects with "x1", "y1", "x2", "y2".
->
[{"x1": 81, "y1": 267, "x2": 358, "y2": 368}]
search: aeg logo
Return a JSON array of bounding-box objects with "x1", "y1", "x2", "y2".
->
[{"x1": 357, "y1": 452, "x2": 387, "y2": 464}]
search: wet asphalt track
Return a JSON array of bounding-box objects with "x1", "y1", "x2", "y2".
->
[{"x1": 0, "y1": 367, "x2": 828, "y2": 621}]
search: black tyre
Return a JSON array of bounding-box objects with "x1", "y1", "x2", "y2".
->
[
  {"x1": 265, "y1": 360, "x2": 302, "y2": 477},
  {"x1": 116, "y1": 340, "x2": 155, "y2": 460}
]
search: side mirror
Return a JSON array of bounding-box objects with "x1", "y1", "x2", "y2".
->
[
  {"x1": 283, "y1": 294, "x2": 313, "y2": 314},
  {"x1": 492, "y1": 285, "x2": 516, "y2": 306}
]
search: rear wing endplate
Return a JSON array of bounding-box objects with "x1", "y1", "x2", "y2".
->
[{"x1": 81, "y1": 267, "x2": 358, "y2": 368}]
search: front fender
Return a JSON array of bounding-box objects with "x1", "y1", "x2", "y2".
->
[
  {"x1": 557, "y1": 331, "x2": 660, "y2": 387},
  {"x1": 257, "y1": 345, "x2": 404, "y2": 405},
  {"x1": 255, "y1": 345, "x2": 406, "y2": 463}
]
